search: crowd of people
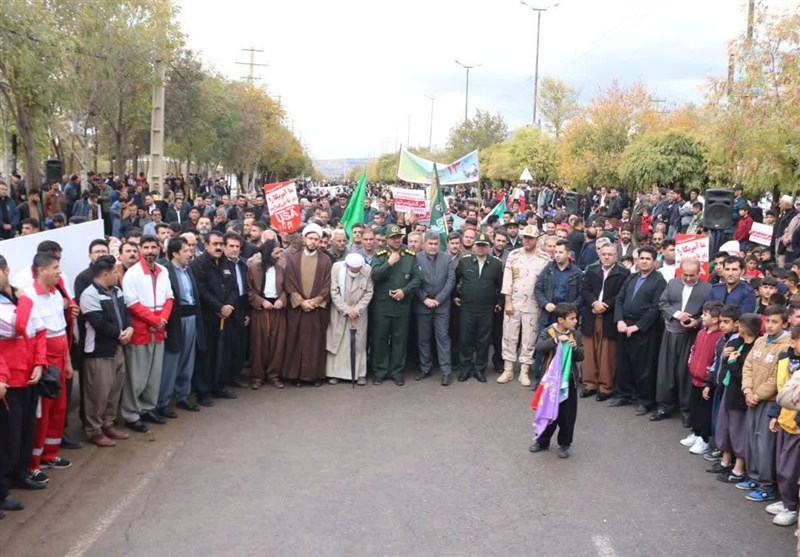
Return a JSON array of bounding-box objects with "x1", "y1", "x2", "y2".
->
[{"x1": 1, "y1": 172, "x2": 800, "y2": 545}]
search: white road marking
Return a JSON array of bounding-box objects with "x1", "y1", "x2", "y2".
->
[
  {"x1": 64, "y1": 445, "x2": 177, "y2": 557},
  {"x1": 592, "y1": 535, "x2": 618, "y2": 557}
]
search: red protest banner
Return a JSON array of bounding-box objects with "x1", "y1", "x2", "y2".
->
[
  {"x1": 263, "y1": 181, "x2": 301, "y2": 234},
  {"x1": 675, "y1": 234, "x2": 710, "y2": 280}
]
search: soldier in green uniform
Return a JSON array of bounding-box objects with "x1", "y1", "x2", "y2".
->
[
  {"x1": 370, "y1": 224, "x2": 422, "y2": 386},
  {"x1": 454, "y1": 232, "x2": 504, "y2": 383}
]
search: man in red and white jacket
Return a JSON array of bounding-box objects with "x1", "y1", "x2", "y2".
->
[
  {"x1": 19, "y1": 251, "x2": 74, "y2": 484},
  {"x1": 120, "y1": 235, "x2": 174, "y2": 433},
  {"x1": 0, "y1": 255, "x2": 47, "y2": 515}
]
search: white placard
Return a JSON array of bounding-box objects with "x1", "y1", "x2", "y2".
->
[{"x1": 749, "y1": 221, "x2": 773, "y2": 246}]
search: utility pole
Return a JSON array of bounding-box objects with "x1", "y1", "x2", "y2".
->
[
  {"x1": 521, "y1": 2, "x2": 559, "y2": 126},
  {"x1": 425, "y1": 95, "x2": 436, "y2": 150},
  {"x1": 235, "y1": 47, "x2": 269, "y2": 83},
  {"x1": 148, "y1": 27, "x2": 167, "y2": 193},
  {"x1": 455, "y1": 60, "x2": 480, "y2": 122},
  {"x1": 746, "y1": 0, "x2": 755, "y2": 44}
]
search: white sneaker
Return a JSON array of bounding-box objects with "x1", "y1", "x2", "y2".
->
[
  {"x1": 680, "y1": 433, "x2": 699, "y2": 447},
  {"x1": 689, "y1": 438, "x2": 709, "y2": 455},
  {"x1": 767, "y1": 501, "x2": 787, "y2": 515},
  {"x1": 774, "y1": 510, "x2": 799, "y2": 527}
]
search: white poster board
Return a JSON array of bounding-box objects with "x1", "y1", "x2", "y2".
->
[
  {"x1": 0, "y1": 220, "x2": 105, "y2": 295},
  {"x1": 749, "y1": 221, "x2": 773, "y2": 246}
]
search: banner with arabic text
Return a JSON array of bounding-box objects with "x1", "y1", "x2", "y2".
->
[
  {"x1": 397, "y1": 149, "x2": 480, "y2": 185},
  {"x1": 263, "y1": 180, "x2": 302, "y2": 234}
]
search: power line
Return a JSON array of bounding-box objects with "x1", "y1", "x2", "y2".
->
[{"x1": 235, "y1": 47, "x2": 269, "y2": 83}]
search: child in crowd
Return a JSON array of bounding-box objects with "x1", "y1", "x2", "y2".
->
[
  {"x1": 640, "y1": 208, "x2": 652, "y2": 237},
  {"x1": 739, "y1": 304, "x2": 792, "y2": 502},
  {"x1": 756, "y1": 277, "x2": 779, "y2": 314},
  {"x1": 744, "y1": 255, "x2": 764, "y2": 282},
  {"x1": 764, "y1": 325, "x2": 800, "y2": 526},
  {"x1": 709, "y1": 313, "x2": 760, "y2": 483},
  {"x1": 529, "y1": 303, "x2": 584, "y2": 459},
  {"x1": 682, "y1": 302, "x2": 724, "y2": 455},
  {"x1": 621, "y1": 255, "x2": 634, "y2": 270}
]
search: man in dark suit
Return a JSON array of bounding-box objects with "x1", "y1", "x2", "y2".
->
[
  {"x1": 222, "y1": 232, "x2": 250, "y2": 389},
  {"x1": 579, "y1": 242, "x2": 628, "y2": 401},
  {"x1": 608, "y1": 246, "x2": 667, "y2": 415},
  {"x1": 651, "y1": 259, "x2": 713, "y2": 425},
  {"x1": 157, "y1": 237, "x2": 206, "y2": 416},
  {"x1": 413, "y1": 231, "x2": 456, "y2": 385}
]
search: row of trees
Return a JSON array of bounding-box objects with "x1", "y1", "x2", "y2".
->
[
  {"x1": 0, "y1": 0, "x2": 313, "y2": 189},
  {"x1": 357, "y1": 4, "x2": 799, "y2": 200}
]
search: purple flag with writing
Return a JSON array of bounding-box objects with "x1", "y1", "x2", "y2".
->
[{"x1": 533, "y1": 342, "x2": 565, "y2": 438}]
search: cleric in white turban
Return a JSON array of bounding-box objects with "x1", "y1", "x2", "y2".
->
[{"x1": 325, "y1": 250, "x2": 374, "y2": 385}]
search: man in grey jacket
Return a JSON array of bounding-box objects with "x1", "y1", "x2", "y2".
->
[{"x1": 413, "y1": 232, "x2": 456, "y2": 386}]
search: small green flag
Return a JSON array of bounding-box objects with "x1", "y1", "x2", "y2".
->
[
  {"x1": 427, "y1": 163, "x2": 449, "y2": 249},
  {"x1": 481, "y1": 198, "x2": 506, "y2": 227},
  {"x1": 341, "y1": 171, "x2": 367, "y2": 240}
]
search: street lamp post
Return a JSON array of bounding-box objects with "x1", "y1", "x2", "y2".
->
[
  {"x1": 521, "y1": 2, "x2": 558, "y2": 126},
  {"x1": 455, "y1": 60, "x2": 480, "y2": 122},
  {"x1": 425, "y1": 95, "x2": 436, "y2": 150}
]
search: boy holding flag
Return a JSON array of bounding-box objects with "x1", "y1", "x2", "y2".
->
[{"x1": 529, "y1": 302, "x2": 584, "y2": 459}]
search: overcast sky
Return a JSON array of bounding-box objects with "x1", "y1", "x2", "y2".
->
[{"x1": 178, "y1": 0, "x2": 797, "y2": 160}]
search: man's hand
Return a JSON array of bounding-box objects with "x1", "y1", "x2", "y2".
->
[
  {"x1": 273, "y1": 299, "x2": 284, "y2": 310},
  {"x1": 65, "y1": 363, "x2": 74, "y2": 380},
  {"x1": 262, "y1": 300, "x2": 274, "y2": 310},
  {"x1": 346, "y1": 308, "x2": 359, "y2": 320},
  {"x1": 220, "y1": 304, "x2": 234, "y2": 318},
  {"x1": 244, "y1": 316, "x2": 250, "y2": 327},
  {"x1": 545, "y1": 303, "x2": 556, "y2": 313},
  {"x1": 423, "y1": 298, "x2": 438, "y2": 309},
  {"x1": 28, "y1": 365, "x2": 42, "y2": 385},
  {"x1": 745, "y1": 392, "x2": 758, "y2": 407},
  {"x1": 494, "y1": 304, "x2": 502, "y2": 313},
  {"x1": 674, "y1": 311, "x2": 691, "y2": 323},
  {"x1": 453, "y1": 297, "x2": 461, "y2": 307},
  {"x1": 388, "y1": 251, "x2": 400, "y2": 266},
  {"x1": 2, "y1": 223, "x2": 11, "y2": 230},
  {"x1": 702, "y1": 386, "x2": 711, "y2": 400},
  {"x1": 592, "y1": 301, "x2": 607, "y2": 314},
  {"x1": 0, "y1": 381, "x2": 8, "y2": 399},
  {"x1": 300, "y1": 300, "x2": 315, "y2": 312},
  {"x1": 769, "y1": 417, "x2": 780, "y2": 433},
  {"x1": 626, "y1": 325, "x2": 639, "y2": 337},
  {"x1": 390, "y1": 289, "x2": 405, "y2": 301},
  {"x1": 617, "y1": 321, "x2": 628, "y2": 334},
  {"x1": 505, "y1": 302, "x2": 514, "y2": 316},
  {"x1": 69, "y1": 304, "x2": 80, "y2": 319}
]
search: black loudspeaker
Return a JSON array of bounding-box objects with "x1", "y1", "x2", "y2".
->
[
  {"x1": 564, "y1": 192, "x2": 580, "y2": 215},
  {"x1": 44, "y1": 159, "x2": 63, "y2": 184},
  {"x1": 703, "y1": 188, "x2": 734, "y2": 230}
]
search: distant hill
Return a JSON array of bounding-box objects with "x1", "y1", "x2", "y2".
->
[{"x1": 313, "y1": 158, "x2": 374, "y2": 179}]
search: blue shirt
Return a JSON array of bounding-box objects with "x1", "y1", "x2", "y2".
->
[
  {"x1": 552, "y1": 265, "x2": 570, "y2": 303},
  {"x1": 174, "y1": 265, "x2": 195, "y2": 305}
]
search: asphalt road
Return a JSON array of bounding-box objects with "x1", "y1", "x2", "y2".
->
[{"x1": 1, "y1": 371, "x2": 797, "y2": 557}]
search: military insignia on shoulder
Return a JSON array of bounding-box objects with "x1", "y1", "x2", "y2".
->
[
  {"x1": 461, "y1": 253, "x2": 472, "y2": 258},
  {"x1": 376, "y1": 250, "x2": 388, "y2": 256},
  {"x1": 404, "y1": 249, "x2": 416, "y2": 256}
]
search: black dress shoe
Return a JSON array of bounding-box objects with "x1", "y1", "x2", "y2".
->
[
  {"x1": 0, "y1": 495, "x2": 24, "y2": 511},
  {"x1": 60, "y1": 433, "x2": 82, "y2": 450},
  {"x1": 415, "y1": 371, "x2": 431, "y2": 381},
  {"x1": 156, "y1": 406, "x2": 178, "y2": 419},
  {"x1": 141, "y1": 411, "x2": 166, "y2": 425},
  {"x1": 682, "y1": 415, "x2": 692, "y2": 428},
  {"x1": 394, "y1": 377, "x2": 405, "y2": 386},
  {"x1": 231, "y1": 378, "x2": 249, "y2": 389},
  {"x1": 607, "y1": 397, "x2": 631, "y2": 407},
  {"x1": 595, "y1": 392, "x2": 611, "y2": 402},
  {"x1": 372, "y1": 378, "x2": 384, "y2": 385},
  {"x1": 197, "y1": 395, "x2": 215, "y2": 407},
  {"x1": 474, "y1": 370, "x2": 487, "y2": 383},
  {"x1": 213, "y1": 388, "x2": 238, "y2": 399},
  {"x1": 580, "y1": 389, "x2": 598, "y2": 398},
  {"x1": 634, "y1": 405, "x2": 650, "y2": 416},
  {"x1": 457, "y1": 370, "x2": 471, "y2": 382},
  {"x1": 649, "y1": 410, "x2": 671, "y2": 422},
  {"x1": 441, "y1": 374, "x2": 452, "y2": 386},
  {"x1": 177, "y1": 399, "x2": 200, "y2": 412},
  {"x1": 126, "y1": 420, "x2": 149, "y2": 433}
]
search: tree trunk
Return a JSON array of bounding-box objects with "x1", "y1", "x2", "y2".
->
[{"x1": 14, "y1": 104, "x2": 41, "y2": 187}]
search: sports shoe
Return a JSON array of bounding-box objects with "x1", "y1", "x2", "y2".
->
[
  {"x1": 717, "y1": 471, "x2": 745, "y2": 484},
  {"x1": 28, "y1": 469, "x2": 49, "y2": 483},
  {"x1": 735, "y1": 479, "x2": 758, "y2": 490},
  {"x1": 773, "y1": 510, "x2": 799, "y2": 526},
  {"x1": 40, "y1": 457, "x2": 71, "y2": 469},
  {"x1": 703, "y1": 448, "x2": 723, "y2": 462},
  {"x1": 557, "y1": 446, "x2": 570, "y2": 459},
  {"x1": 680, "y1": 433, "x2": 699, "y2": 447},
  {"x1": 706, "y1": 461, "x2": 732, "y2": 474},
  {"x1": 689, "y1": 438, "x2": 710, "y2": 455},
  {"x1": 529, "y1": 443, "x2": 547, "y2": 453},
  {"x1": 746, "y1": 489, "x2": 778, "y2": 502},
  {"x1": 767, "y1": 501, "x2": 787, "y2": 515}
]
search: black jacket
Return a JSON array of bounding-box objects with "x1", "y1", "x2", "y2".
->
[
  {"x1": 535, "y1": 325, "x2": 585, "y2": 387},
  {"x1": 613, "y1": 271, "x2": 667, "y2": 333},
  {"x1": 80, "y1": 282, "x2": 132, "y2": 358},
  {"x1": 534, "y1": 261, "x2": 583, "y2": 328},
  {"x1": 163, "y1": 261, "x2": 206, "y2": 353},
  {"x1": 580, "y1": 263, "x2": 628, "y2": 338},
  {"x1": 189, "y1": 252, "x2": 239, "y2": 320}
]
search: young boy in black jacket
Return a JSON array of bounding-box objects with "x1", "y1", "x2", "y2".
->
[{"x1": 529, "y1": 303, "x2": 584, "y2": 459}]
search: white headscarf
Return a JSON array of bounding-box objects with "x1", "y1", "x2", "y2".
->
[{"x1": 339, "y1": 253, "x2": 365, "y2": 295}]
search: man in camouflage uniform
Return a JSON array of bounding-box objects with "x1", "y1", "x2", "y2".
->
[
  {"x1": 454, "y1": 233, "x2": 503, "y2": 383},
  {"x1": 369, "y1": 224, "x2": 421, "y2": 386}
]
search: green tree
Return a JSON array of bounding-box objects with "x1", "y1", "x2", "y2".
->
[
  {"x1": 481, "y1": 142, "x2": 515, "y2": 185},
  {"x1": 508, "y1": 127, "x2": 556, "y2": 183},
  {"x1": 446, "y1": 109, "x2": 508, "y2": 157},
  {"x1": 618, "y1": 130, "x2": 706, "y2": 189},
  {"x1": 538, "y1": 77, "x2": 581, "y2": 140}
]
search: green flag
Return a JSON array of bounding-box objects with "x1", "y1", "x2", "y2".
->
[
  {"x1": 341, "y1": 171, "x2": 367, "y2": 240},
  {"x1": 427, "y1": 163, "x2": 449, "y2": 250},
  {"x1": 481, "y1": 198, "x2": 506, "y2": 227}
]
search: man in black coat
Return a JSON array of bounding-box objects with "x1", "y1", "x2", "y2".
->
[
  {"x1": 222, "y1": 232, "x2": 250, "y2": 390},
  {"x1": 189, "y1": 230, "x2": 238, "y2": 406},
  {"x1": 608, "y1": 246, "x2": 667, "y2": 415},
  {"x1": 579, "y1": 243, "x2": 628, "y2": 401},
  {"x1": 157, "y1": 237, "x2": 206, "y2": 416}
]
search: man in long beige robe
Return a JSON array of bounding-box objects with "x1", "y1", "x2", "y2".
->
[{"x1": 325, "y1": 253, "x2": 373, "y2": 385}]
